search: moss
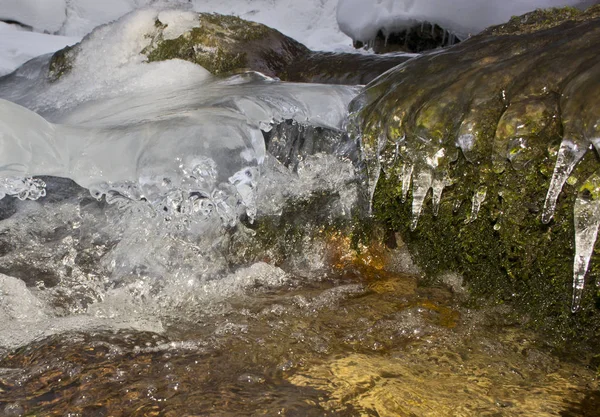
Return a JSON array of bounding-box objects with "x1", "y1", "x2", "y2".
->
[
  {"x1": 371, "y1": 134, "x2": 600, "y2": 349},
  {"x1": 48, "y1": 45, "x2": 75, "y2": 82},
  {"x1": 486, "y1": 4, "x2": 600, "y2": 36},
  {"x1": 143, "y1": 13, "x2": 309, "y2": 77}
]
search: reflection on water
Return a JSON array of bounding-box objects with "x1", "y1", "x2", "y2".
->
[{"x1": 1, "y1": 265, "x2": 598, "y2": 416}]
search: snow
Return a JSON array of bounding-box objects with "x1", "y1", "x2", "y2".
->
[
  {"x1": 0, "y1": 0, "x2": 353, "y2": 52},
  {"x1": 0, "y1": 22, "x2": 78, "y2": 76},
  {"x1": 336, "y1": 0, "x2": 585, "y2": 42}
]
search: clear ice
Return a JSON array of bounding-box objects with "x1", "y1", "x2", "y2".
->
[
  {"x1": 542, "y1": 138, "x2": 588, "y2": 224},
  {"x1": 410, "y1": 169, "x2": 433, "y2": 231},
  {"x1": 572, "y1": 170, "x2": 600, "y2": 312},
  {"x1": 465, "y1": 186, "x2": 487, "y2": 224}
]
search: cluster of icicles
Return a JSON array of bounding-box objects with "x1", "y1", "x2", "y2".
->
[{"x1": 359, "y1": 122, "x2": 600, "y2": 313}]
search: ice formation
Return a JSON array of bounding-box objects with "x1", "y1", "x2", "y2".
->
[
  {"x1": 572, "y1": 171, "x2": 600, "y2": 312},
  {"x1": 0, "y1": 9, "x2": 359, "y2": 223},
  {"x1": 336, "y1": 0, "x2": 584, "y2": 43}
]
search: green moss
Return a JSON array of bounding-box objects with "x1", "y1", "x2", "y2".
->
[
  {"x1": 144, "y1": 25, "x2": 248, "y2": 75},
  {"x1": 48, "y1": 45, "x2": 75, "y2": 82},
  {"x1": 372, "y1": 138, "x2": 600, "y2": 349}
]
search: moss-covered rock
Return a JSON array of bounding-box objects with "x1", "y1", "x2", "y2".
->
[
  {"x1": 350, "y1": 6, "x2": 600, "y2": 349},
  {"x1": 46, "y1": 11, "x2": 410, "y2": 85},
  {"x1": 142, "y1": 13, "x2": 310, "y2": 76}
]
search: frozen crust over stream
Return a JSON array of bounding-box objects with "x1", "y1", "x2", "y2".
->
[{"x1": 0, "y1": 9, "x2": 360, "y2": 223}]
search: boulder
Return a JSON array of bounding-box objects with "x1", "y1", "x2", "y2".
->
[{"x1": 351, "y1": 6, "x2": 600, "y2": 347}]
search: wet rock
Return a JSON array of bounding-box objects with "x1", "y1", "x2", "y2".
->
[
  {"x1": 282, "y1": 51, "x2": 413, "y2": 85},
  {"x1": 45, "y1": 12, "x2": 411, "y2": 86},
  {"x1": 350, "y1": 6, "x2": 600, "y2": 346}
]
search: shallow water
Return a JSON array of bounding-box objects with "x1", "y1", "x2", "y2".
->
[{"x1": 1, "y1": 261, "x2": 598, "y2": 416}]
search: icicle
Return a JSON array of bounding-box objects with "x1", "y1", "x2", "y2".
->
[
  {"x1": 571, "y1": 170, "x2": 600, "y2": 312},
  {"x1": 442, "y1": 29, "x2": 447, "y2": 46},
  {"x1": 431, "y1": 179, "x2": 446, "y2": 217},
  {"x1": 542, "y1": 138, "x2": 588, "y2": 224},
  {"x1": 431, "y1": 23, "x2": 435, "y2": 37},
  {"x1": 465, "y1": 186, "x2": 487, "y2": 224},
  {"x1": 400, "y1": 163, "x2": 413, "y2": 203},
  {"x1": 380, "y1": 136, "x2": 402, "y2": 174},
  {"x1": 410, "y1": 169, "x2": 433, "y2": 231},
  {"x1": 453, "y1": 199, "x2": 463, "y2": 213},
  {"x1": 431, "y1": 177, "x2": 446, "y2": 216},
  {"x1": 362, "y1": 133, "x2": 387, "y2": 214},
  {"x1": 420, "y1": 21, "x2": 425, "y2": 32}
]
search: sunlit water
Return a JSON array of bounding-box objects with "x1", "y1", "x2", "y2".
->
[{"x1": 1, "y1": 263, "x2": 598, "y2": 416}]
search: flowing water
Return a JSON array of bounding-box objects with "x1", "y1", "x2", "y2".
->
[{"x1": 0, "y1": 8, "x2": 599, "y2": 417}]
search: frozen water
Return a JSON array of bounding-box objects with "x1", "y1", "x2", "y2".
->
[
  {"x1": 572, "y1": 171, "x2": 600, "y2": 312},
  {"x1": 410, "y1": 169, "x2": 433, "y2": 230},
  {"x1": 542, "y1": 138, "x2": 588, "y2": 224},
  {"x1": 0, "y1": 0, "x2": 353, "y2": 51},
  {"x1": 0, "y1": 9, "x2": 359, "y2": 224},
  {"x1": 465, "y1": 186, "x2": 487, "y2": 224},
  {"x1": 337, "y1": 0, "x2": 584, "y2": 43}
]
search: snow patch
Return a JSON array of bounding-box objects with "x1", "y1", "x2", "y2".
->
[{"x1": 336, "y1": 0, "x2": 584, "y2": 42}]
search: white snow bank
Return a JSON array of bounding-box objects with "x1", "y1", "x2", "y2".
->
[
  {"x1": 0, "y1": 22, "x2": 78, "y2": 76},
  {"x1": 0, "y1": 0, "x2": 354, "y2": 52},
  {"x1": 337, "y1": 0, "x2": 585, "y2": 42}
]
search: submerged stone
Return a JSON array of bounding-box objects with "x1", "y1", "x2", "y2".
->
[{"x1": 351, "y1": 5, "x2": 600, "y2": 346}]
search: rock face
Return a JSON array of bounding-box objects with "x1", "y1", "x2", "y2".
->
[{"x1": 350, "y1": 6, "x2": 600, "y2": 346}]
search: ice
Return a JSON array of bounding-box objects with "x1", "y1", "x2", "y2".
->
[
  {"x1": 0, "y1": 9, "x2": 359, "y2": 223},
  {"x1": 336, "y1": 0, "x2": 583, "y2": 43},
  {"x1": 465, "y1": 186, "x2": 487, "y2": 223},
  {"x1": 410, "y1": 169, "x2": 432, "y2": 231},
  {"x1": 431, "y1": 176, "x2": 446, "y2": 216},
  {"x1": 571, "y1": 171, "x2": 600, "y2": 312},
  {"x1": 0, "y1": 0, "x2": 68, "y2": 33},
  {"x1": 542, "y1": 138, "x2": 588, "y2": 224},
  {"x1": 400, "y1": 162, "x2": 414, "y2": 203}
]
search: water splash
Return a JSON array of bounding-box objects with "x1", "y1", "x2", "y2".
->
[
  {"x1": 0, "y1": 177, "x2": 46, "y2": 200},
  {"x1": 571, "y1": 170, "x2": 600, "y2": 312},
  {"x1": 542, "y1": 138, "x2": 588, "y2": 224}
]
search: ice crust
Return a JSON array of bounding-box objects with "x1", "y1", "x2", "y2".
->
[
  {"x1": 0, "y1": 9, "x2": 359, "y2": 223},
  {"x1": 336, "y1": 0, "x2": 584, "y2": 42}
]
